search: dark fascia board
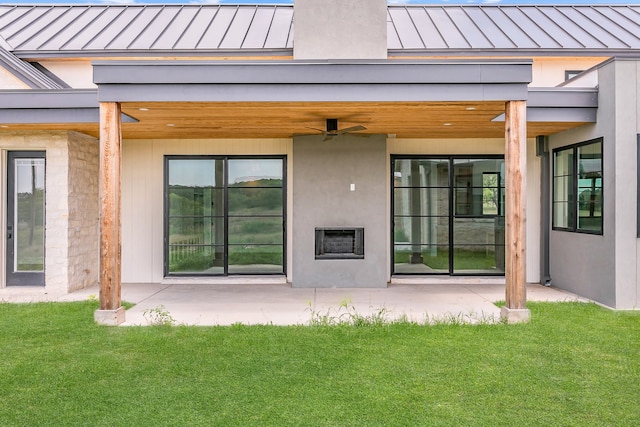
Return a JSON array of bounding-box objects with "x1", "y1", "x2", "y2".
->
[
  {"x1": 98, "y1": 83, "x2": 528, "y2": 103},
  {"x1": 93, "y1": 59, "x2": 533, "y2": 85},
  {"x1": 94, "y1": 60, "x2": 531, "y2": 103},
  {"x1": 0, "y1": 89, "x2": 98, "y2": 108},
  {"x1": 528, "y1": 88, "x2": 598, "y2": 108},
  {"x1": 493, "y1": 88, "x2": 598, "y2": 122},
  {"x1": 0, "y1": 89, "x2": 136, "y2": 124}
]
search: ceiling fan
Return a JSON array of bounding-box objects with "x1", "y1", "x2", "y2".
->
[{"x1": 306, "y1": 119, "x2": 367, "y2": 141}]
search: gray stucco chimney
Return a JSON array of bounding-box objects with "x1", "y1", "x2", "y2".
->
[{"x1": 293, "y1": 0, "x2": 388, "y2": 60}]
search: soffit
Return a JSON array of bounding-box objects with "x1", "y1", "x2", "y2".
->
[{"x1": 0, "y1": 100, "x2": 591, "y2": 139}]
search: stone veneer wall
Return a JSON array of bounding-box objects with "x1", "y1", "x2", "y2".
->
[
  {"x1": 0, "y1": 131, "x2": 99, "y2": 292},
  {"x1": 66, "y1": 132, "x2": 99, "y2": 292}
]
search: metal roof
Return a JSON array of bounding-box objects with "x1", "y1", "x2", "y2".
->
[
  {"x1": 0, "y1": 45, "x2": 64, "y2": 88},
  {"x1": 388, "y1": 5, "x2": 640, "y2": 53},
  {"x1": 0, "y1": 4, "x2": 638, "y2": 56},
  {"x1": 0, "y1": 5, "x2": 294, "y2": 54}
]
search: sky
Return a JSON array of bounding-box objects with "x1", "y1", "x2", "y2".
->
[{"x1": 4, "y1": 0, "x2": 640, "y2": 5}]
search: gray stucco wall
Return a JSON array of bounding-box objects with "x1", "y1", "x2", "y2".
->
[
  {"x1": 292, "y1": 134, "x2": 388, "y2": 287},
  {"x1": 548, "y1": 59, "x2": 640, "y2": 309},
  {"x1": 293, "y1": 0, "x2": 387, "y2": 60}
]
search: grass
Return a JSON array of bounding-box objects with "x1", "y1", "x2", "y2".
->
[{"x1": 0, "y1": 301, "x2": 638, "y2": 426}]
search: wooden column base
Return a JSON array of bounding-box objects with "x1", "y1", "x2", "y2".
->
[
  {"x1": 94, "y1": 307, "x2": 126, "y2": 325},
  {"x1": 500, "y1": 306, "x2": 531, "y2": 324}
]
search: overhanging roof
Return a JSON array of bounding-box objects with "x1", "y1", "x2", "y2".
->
[
  {"x1": 1, "y1": 5, "x2": 639, "y2": 57},
  {"x1": 0, "y1": 45, "x2": 63, "y2": 89},
  {"x1": 0, "y1": 59, "x2": 598, "y2": 139},
  {"x1": 0, "y1": 89, "x2": 136, "y2": 123},
  {"x1": 93, "y1": 60, "x2": 532, "y2": 102}
]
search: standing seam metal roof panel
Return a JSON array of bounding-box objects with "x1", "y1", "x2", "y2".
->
[
  {"x1": 462, "y1": 7, "x2": 515, "y2": 49},
  {"x1": 199, "y1": 7, "x2": 236, "y2": 49},
  {"x1": 83, "y1": 7, "x2": 136, "y2": 50},
  {"x1": 62, "y1": 7, "x2": 125, "y2": 50},
  {"x1": 173, "y1": 7, "x2": 217, "y2": 50},
  {"x1": 388, "y1": 7, "x2": 423, "y2": 49},
  {"x1": 219, "y1": 6, "x2": 256, "y2": 48},
  {"x1": 499, "y1": 7, "x2": 560, "y2": 49},
  {"x1": 447, "y1": 7, "x2": 493, "y2": 49},
  {"x1": 46, "y1": 7, "x2": 104, "y2": 50},
  {"x1": 264, "y1": 7, "x2": 293, "y2": 49},
  {"x1": 427, "y1": 8, "x2": 470, "y2": 48},
  {"x1": 571, "y1": 7, "x2": 631, "y2": 48},
  {"x1": 129, "y1": 7, "x2": 182, "y2": 50},
  {"x1": 17, "y1": 6, "x2": 79, "y2": 50},
  {"x1": 2, "y1": 7, "x2": 58, "y2": 48},
  {"x1": 151, "y1": 6, "x2": 199, "y2": 50},
  {"x1": 406, "y1": 8, "x2": 447, "y2": 49},
  {"x1": 538, "y1": 7, "x2": 604, "y2": 48},
  {"x1": 594, "y1": 7, "x2": 640, "y2": 44},
  {"x1": 243, "y1": 7, "x2": 274, "y2": 49},
  {"x1": 1, "y1": 5, "x2": 640, "y2": 54},
  {"x1": 482, "y1": 7, "x2": 538, "y2": 48}
]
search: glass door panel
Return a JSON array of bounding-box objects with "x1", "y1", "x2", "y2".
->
[
  {"x1": 6, "y1": 152, "x2": 45, "y2": 286},
  {"x1": 165, "y1": 157, "x2": 285, "y2": 276},
  {"x1": 393, "y1": 158, "x2": 450, "y2": 274},
  {"x1": 227, "y1": 159, "x2": 284, "y2": 274},
  {"x1": 167, "y1": 158, "x2": 225, "y2": 274},
  {"x1": 392, "y1": 156, "x2": 505, "y2": 276}
]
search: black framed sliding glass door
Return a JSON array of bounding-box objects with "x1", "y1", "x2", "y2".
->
[
  {"x1": 392, "y1": 156, "x2": 505, "y2": 276},
  {"x1": 165, "y1": 156, "x2": 285, "y2": 276}
]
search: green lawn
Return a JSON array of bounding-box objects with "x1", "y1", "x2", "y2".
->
[{"x1": 0, "y1": 301, "x2": 638, "y2": 426}]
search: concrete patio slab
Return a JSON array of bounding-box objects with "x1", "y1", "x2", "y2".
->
[{"x1": 0, "y1": 281, "x2": 589, "y2": 326}]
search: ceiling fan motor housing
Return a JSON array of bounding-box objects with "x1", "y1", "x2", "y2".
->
[{"x1": 327, "y1": 118, "x2": 339, "y2": 132}]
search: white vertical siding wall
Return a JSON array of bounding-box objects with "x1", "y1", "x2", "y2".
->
[{"x1": 121, "y1": 138, "x2": 293, "y2": 284}]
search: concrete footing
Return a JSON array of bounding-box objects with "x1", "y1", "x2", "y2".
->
[
  {"x1": 94, "y1": 307, "x2": 126, "y2": 325},
  {"x1": 500, "y1": 306, "x2": 531, "y2": 324}
]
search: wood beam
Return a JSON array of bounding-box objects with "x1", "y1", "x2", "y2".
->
[
  {"x1": 98, "y1": 102, "x2": 122, "y2": 312},
  {"x1": 504, "y1": 100, "x2": 527, "y2": 312}
]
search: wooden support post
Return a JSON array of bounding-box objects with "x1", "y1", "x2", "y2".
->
[
  {"x1": 95, "y1": 102, "x2": 124, "y2": 325},
  {"x1": 502, "y1": 100, "x2": 530, "y2": 323}
]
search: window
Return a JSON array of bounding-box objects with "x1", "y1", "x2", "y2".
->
[
  {"x1": 165, "y1": 156, "x2": 285, "y2": 276},
  {"x1": 565, "y1": 70, "x2": 584, "y2": 81},
  {"x1": 553, "y1": 138, "x2": 602, "y2": 234},
  {"x1": 392, "y1": 156, "x2": 505, "y2": 275}
]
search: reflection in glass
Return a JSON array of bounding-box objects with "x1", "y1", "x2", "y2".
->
[
  {"x1": 228, "y1": 245, "x2": 284, "y2": 274},
  {"x1": 228, "y1": 217, "x2": 283, "y2": 245},
  {"x1": 577, "y1": 142, "x2": 602, "y2": 232},
  {"x1": 166, "y1": 157, "x2": 285, "y2": 275},
  {"x1": 14, "y1": 159, "x2": 45, "y2": 272},
  {"x1": 392, "y1": 157, "x2": 506, "y2": 275},
  {"x1": 168, "y1": 245, "x2": 224, "y2": 274},
  {"x1": 228, "y1": 188, "x2": 283, "y2": 215},
  {"x1": 393, "y1": 245, "x2": 449, "y2": 274}
]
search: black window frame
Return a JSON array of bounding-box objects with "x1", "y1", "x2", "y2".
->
[
  {"x1": 163, "y1": 155, "x2": 287, "y2": 277},
  {"x1": 390, "y1": 154, "x2": 506, "y2": 276},
  {"x1": 552, "y1": 138, "x2": 603, "y2": 235}
]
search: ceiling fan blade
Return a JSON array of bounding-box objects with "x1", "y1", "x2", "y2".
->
[{"x1": 337, "y1": 125, "x2": 367, "y2": 134}]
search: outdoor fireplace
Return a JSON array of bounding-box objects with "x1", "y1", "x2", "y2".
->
[{"x1": 315, "y1": 227, "x2": 364, "y2": 259}]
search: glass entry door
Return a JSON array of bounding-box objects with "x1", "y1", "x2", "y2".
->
[
  {"x1": 6, "y1": 151, "x2": 46, "y2": 286},
  {"x1": 165, "y1": 156, "x2": 285, "y2": 276},
  {"x1": 392, "y1": 156, "x2": 505, "y2": 275}
]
